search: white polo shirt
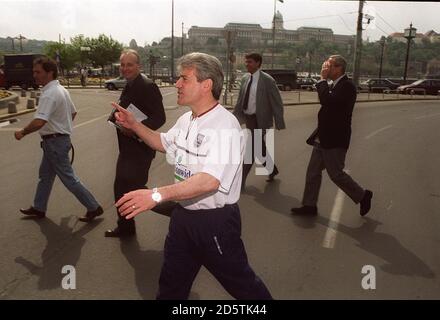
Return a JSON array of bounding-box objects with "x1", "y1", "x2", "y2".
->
[
  {"x1": 160, "y1": 103, "x2": 244, "y2": 210},
  {"x1": 35, "y1": 80, "x2": 77, "y2": 136}
]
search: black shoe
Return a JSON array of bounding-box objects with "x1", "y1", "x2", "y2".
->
[
  {"x1": 104, "y1": 227, "x2": 135, "y2": 238},
  {"x1": 79, "y1": 206, "x2": 103, "y2": 222},
  {"x1": 291, "y1": 205, "x2": 318, "y2": 215},
  {"x1": 266, "y1": 166, "x2": 279, "y2": 182},
  {"x1": 360, "y1": 190, "x2": 373, "y2": 216},
  {"x1": 20, "y1": 207, "x2": 45, "y2": 218}
]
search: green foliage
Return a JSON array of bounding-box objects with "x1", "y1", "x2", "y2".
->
[
  {"x1": 87, "y1": 34, "x2": 123, "y2": 69},
  {"x1": 42, "y1": 34, "x2": 123, "y2": 74},
  {"x1": 43, "y1": 42, "x2": 79, "y2": 73}
]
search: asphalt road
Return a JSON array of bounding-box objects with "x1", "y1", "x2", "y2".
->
[{"x1": 0, "y1": 88, "x2": 439, "y2": 299}]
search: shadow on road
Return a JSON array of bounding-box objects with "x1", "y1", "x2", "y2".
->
[
  {"x1": 242, "y1": 179, "x2": 301, "y2": 218},
  {"x1": 291, "y1": 214, "x2": 435, "y2": 279},
  {"x1": 119, "y1": 237, "x2": 163, "y2": 300},
  {"x1": 15, "y1": 216, "x2": 102, "y2": 291},
  {"x1": 119, "y1": 236, "x2": 200, "y2": 300}
]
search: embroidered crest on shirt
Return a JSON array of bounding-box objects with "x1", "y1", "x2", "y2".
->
[{"x1": 195, "y1": 133, "x2": 205, "y2": 148}]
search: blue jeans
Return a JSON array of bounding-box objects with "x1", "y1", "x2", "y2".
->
[{"x1": 33, "y1": 135, "x2": 100, "y2": 212}]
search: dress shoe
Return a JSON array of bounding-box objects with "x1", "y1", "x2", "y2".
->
[
  {"x1": 79, "y1": 206, "x2": 103, "y2": 222},
  {"x1": 105, "y1": 227, "x2": 135, "y2": 238},
  {"x1": 20, "y1": 207, "x2": 45, "y2": 218},
  {"x1": 360, "y1": 190, "x2": 373, "y2": 216},
  {"x1": 266, "y1": 166, "x2": 279, "y2": 182},
  {"x1": 290, "y1": 205, "x2": 318, "y2": 215}
]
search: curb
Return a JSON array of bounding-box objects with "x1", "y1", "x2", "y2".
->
[
  {"x1": 0, "y1": 92, "x2": 20, "y2": 109},
  {"x1": 284, "y1": 97, "x2": 440, "y2": 107},
  {"x1": 0, "y1": 108, "x2": 36, "y2": 121},
  {"x1": 1, "y1": 97, "x2": 437, "y2": 122},
  {"x1": 60, "y1": 84, "x2": 175, "y2": 90}
]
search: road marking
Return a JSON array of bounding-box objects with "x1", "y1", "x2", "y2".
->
[
  {"x1": 0, "y1": 114, "x2": 108, "y2": 131},
  {"x1": 387, "y1": 201, "x2": 393, "y2": 212},
  {"x1": 0, "y1": 128, "x2": 18, "y2": 131},
  {"x1": 365, "y1": 125, "x2": 393, "y2": 140},
  {"x1": 414, "y1": 112, "x2": 440, "y2": 120},
  {"x1": 74, "y1": 114, "x2": 109, "y2": 129},
  {"x1": 322, "y1": 187, "x2": 346, "y2": 249},
  {"x1": 0, "y1": 121, "x2": 11, "y2": 128},
  {"x1": 163, "y1": 91, "x2": 176, "y2": 97}
]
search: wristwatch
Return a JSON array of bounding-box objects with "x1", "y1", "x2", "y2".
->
[{"x1": 151, "y1": 187, "x2": 162, "y2": 204}]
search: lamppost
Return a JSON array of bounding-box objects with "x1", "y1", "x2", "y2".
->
[
  {"x1": 181, "y1": 22, "x2": 184, "y2": 57},
  {"x1": 80, "y1": 46, "x2": 91, "y2": 67},
  {"x1": 272, "y1": 0, "x2": 284, "y2": 69},
  {"x1": 16, "y1": 34, "x2": 27, "y2": 52},
  {"x1": 306, "y1": 51, "x2": 312, "y2": 78},
  {"x1": 7, "y1": 37, "x2": 15, "y2": 52},
  {"x1": 170, "y1": 0, "x2": 175, "y2": 83},
  {"x1": 403, "y1": 23, "x2": 416, "y2": 83},
  {"x1": 295, "y1": 57, "x2": 301, "y2": 73},
  {"x1": 378, "y1": 36, "x2": 386, "y2": 79}
]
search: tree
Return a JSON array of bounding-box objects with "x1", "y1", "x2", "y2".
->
[
  {"x1": 43, "y1": 42, "x2": 79, "y2": 75},
  {"x1": 87, "y1": 34, "x2": 123, "y2": 73},
  {"x1": 70, "y1": 34, "x2": 91, "y2": 67}
]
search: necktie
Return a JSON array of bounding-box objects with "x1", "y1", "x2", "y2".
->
[{"x1": 243, "y1": 74, "x2": 253, "y2": 110}]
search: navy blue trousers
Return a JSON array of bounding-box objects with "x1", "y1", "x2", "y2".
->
[{"x1": 156, "y1": 204, "x2": 272, "y2": 300}]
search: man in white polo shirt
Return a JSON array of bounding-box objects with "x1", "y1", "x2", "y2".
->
[
  {"x1": 112, "y1": 52, "x2": 272, "y2": 300},
  {"x1": 14, "y1": 56, "x2": 103, "y2": 221}
]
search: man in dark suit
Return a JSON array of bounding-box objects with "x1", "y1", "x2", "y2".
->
[
  {"x1": 100, "y1": 49, "x2": 166, "y2": 237},
  {"x1": 233, "y1": 53, "x2": 285, "y2": 190},
  {"x1": 291, "y1": 55, "x2": 373, "y2": 217}
]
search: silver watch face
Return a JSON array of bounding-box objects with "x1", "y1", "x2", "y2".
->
[{"x1": 152, "y1": 192, "x2": 162, "y2": 202}]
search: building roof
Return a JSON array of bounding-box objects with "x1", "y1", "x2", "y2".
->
[
  {"x1": 298, "y1": 26, "x2": 333, "y2": 32},
  {"x1": 225, "y1": 23, "x2": 263, "y2": 29},
  {"x1": 425, "y1": 30, "x2": 439, "y2": 37}
]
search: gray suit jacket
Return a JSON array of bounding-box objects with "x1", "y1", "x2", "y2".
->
[{"x1": 233, "y1": 70, "x2": 286, "y2": 130}]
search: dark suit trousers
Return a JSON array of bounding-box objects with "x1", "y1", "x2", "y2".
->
[
  {"x1": 242, "y1": 114, "x2": 278, "y2": 185},
  {"x1": 302, "y1": 146, "x2": 365, "y2": 206},
  {"x1": 114, "y1": 152, "x2": 154, "y2": 231}
]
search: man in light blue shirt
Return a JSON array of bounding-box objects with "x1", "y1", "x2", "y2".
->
[{"x1": 14, "y1": 56, "x2": 103, "y2": 221}]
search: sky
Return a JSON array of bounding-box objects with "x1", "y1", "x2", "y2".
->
[{"x1": 1, "y1": 0, "x2": 439, "y2": 46}]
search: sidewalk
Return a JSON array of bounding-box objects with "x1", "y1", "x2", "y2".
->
[
  {"x1": 0, "y1": 90, "x2": 39, "y2": 121},
  {"x1": 2, "y1": 88, "x2": 439, "y2": 122}
]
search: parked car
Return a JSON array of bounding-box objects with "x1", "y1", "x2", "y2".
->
[
  {"x1": 297, "y1": 77, "x2": 317, "y2": 91},
  {"x1": 388, "y1": 78, "x2": 418, "y2": 85},
  {"x1": 262, "y1": 69, "x2": 297, "y2": 91},
  {"x1": 397, "y1": 79, "x2": 440, "y2": 95},
  {"x1": 359, "y1": 78, "x2": 400, "y2": 92},
  {"x1": 105, "y1": 76, "x2": 127, "y2": 90}
]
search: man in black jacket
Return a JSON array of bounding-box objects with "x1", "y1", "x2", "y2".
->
[
  {"x1": 291, "y1": 55, "x2": 373, "y2": 217},
  {"x1": 97, "y1": 49, "x2": 166, "y2": 237}
]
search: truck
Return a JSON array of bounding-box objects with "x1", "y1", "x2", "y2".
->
[
  {"x1": 3, "y1": 54, "x2": 42, "y2": 90},
  {"x1": 262, "y1": 69, "x2": 297, "y2": 91}
]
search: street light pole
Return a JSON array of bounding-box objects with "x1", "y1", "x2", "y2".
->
[
  {"x1": 378, "y1": 36, "x2": 385, "y2": 79},
  {"x1": 181, "y1": 22, "x2": 184, "y2": 56},
  {"x1": 16, "y1": 34, "x2": 26, "y2": 52},
  {"x1": 171, "y1": 0, "x2": 175, "y2": 83},
  {"x1": 7, "y1": 37, "x2": 15, "y2": 52},
  {"x1": 352, "y1": 0, "x2": 364, "y2": 86},
  {"x1": 403, "y1": 23, "x2": 416, "y2": 84},
  {"x1": 272, "y1": 0, "x2": 276, "y2": 68}
]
